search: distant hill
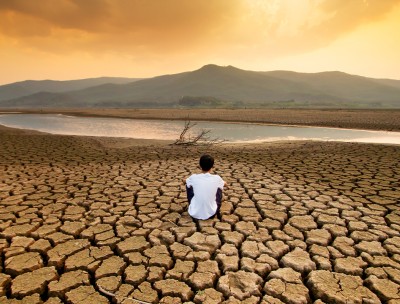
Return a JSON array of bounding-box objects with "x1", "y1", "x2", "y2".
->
[
  {"x1": 0, "y1": 77, "x2": 141, "y2": 102},
  {"x1": 1, "y1": 65, "x2": 400, "y2": 108}
]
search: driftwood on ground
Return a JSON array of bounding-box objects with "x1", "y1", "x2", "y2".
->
[{"x1": 172, "y1": 121, "x2": 225, "y2": 146}]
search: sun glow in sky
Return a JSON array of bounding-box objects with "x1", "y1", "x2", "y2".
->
[{"x1": 1, "y1": 0, "x2": 400, "y2": 84}]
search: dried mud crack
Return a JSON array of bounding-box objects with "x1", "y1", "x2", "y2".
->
[{"x1": 0, "y1": 127, "x2": 400, "y2": 303}]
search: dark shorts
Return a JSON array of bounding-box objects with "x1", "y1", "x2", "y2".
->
[{"x1": 186, "y1": 186, "x2": 223, "y2": 219}]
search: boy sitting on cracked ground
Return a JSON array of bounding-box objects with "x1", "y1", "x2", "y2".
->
[{"x1": 185, "y1": 154, "x2": 227, "y2": 220}]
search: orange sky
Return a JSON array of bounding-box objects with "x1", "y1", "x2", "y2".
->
[{"x1": 1, "y1": 0, "x2": 400, "y2": 84}]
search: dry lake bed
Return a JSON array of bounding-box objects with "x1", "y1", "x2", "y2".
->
[{"x1": 0, "y1": 117, "x2": 400, "y2": 303}]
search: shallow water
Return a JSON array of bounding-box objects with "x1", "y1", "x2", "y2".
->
[{"x1": 1, "y1": 113, "x2": 400, "y2": 145}]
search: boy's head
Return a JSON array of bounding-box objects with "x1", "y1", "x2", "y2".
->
[{"x1": 199, "y1": 154, "x2": 214, "y2": 172}]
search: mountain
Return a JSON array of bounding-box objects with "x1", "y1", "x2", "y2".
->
[
  {"x1": 0, "y1": 77, "x2": 142, "y2": 102},
  {"x1": 1, "y1": 65, "x2": 400, "y2": 108}
]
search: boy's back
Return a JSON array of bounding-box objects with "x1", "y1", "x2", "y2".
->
[{"x1": 186, "y1": 172, "x2": 224, "y2": 220}]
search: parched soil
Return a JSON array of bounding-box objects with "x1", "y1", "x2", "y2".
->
[
  {"x1": 0, "y1": 127, "x2": 400, "y2": 303},
  {"x1": 4, "y1": 108, "x2": 400, "y2": 131}
]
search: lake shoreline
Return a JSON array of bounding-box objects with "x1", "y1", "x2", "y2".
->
[
  {"x1": 1, "y1": 113, "x2": 400, "y2": 145},
  {"x1": 1, "y1": 108, "x2": 400, "y2": 131}
]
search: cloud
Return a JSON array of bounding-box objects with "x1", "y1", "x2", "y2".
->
[
  {"x1": 0, "y1": 0, "x2": 247, "y2": 56},
  {"x1": 0, "y1": 0, "x2": 399, "y2": 58},
  {"x1": 0, "y1": 0, "x2": 400, "y2": 84},
  {"x1": 0, "y1": 0, "x2": 241, "y2": 38},
  {"x1": 226, "y1": 0, "x2": 400, "y2": 57},
  {"x1": 0, "y1": 0, "x2": 112, "y2": 34},
  {"x1": 310, "y1": 0, "x2": 400, "y2": 39}
]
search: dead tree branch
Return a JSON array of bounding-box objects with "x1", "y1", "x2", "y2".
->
[{"x1": 172, "y1": 120, "x2": 226, "y2": 146}]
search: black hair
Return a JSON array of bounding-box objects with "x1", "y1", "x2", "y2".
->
[{"x1": 199, "y1": 154, "x2": 214, "y2": 171}]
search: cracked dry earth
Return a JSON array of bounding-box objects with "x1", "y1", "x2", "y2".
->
[{"x1": 1, "y1": 130, "x2": 400, "y2": 304}]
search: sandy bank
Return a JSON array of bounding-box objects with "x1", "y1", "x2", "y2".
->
[{"x1": 2, "y1": 108, "x2": 400, "y2": 131}]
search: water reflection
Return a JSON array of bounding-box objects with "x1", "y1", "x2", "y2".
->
[{"x1": 0, "y1": 113, "x2": 399, "y2": 145}]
